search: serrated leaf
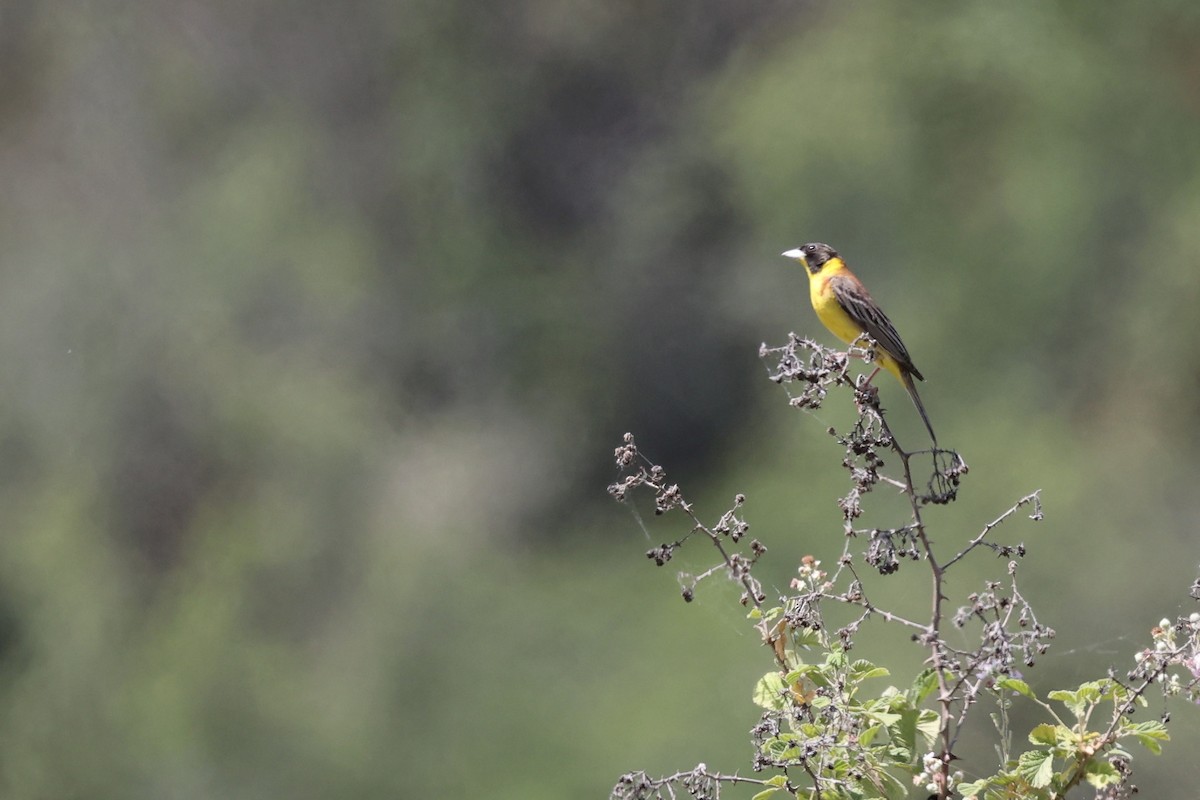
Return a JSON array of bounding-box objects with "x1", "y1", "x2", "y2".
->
[
  {"x1": 877, "y1": 769, "x2": 910, "y2": 800},
  {"x1": 866, "y1": 710, "x2": 902, "y2": 728},
  {"x1": 997, "y1": 677, "x2": 1034, "y2": 699},
  {"x1": 753, "y1": 673, "x2": 788, "y2": 710},
  {"x1": 751, "y1": 775, "x2": 787, "y2": 800},
  {"x1": 908, "y1": 668, "x2": 939, "y2": 704},
  {"x1": 783, "y1": 664, "x2": 817, "y2": 683},
  {"x1": 787, "y1": 664, "x2": 834, "y2": 691},
  {"x1": 1018, "y1": 749, "x2": 1055, "y2": 789},
  {"x1": 1047, "y1": 688, "x2": 1087, "y2": 717},
  {"x1": 849, "y1": 659, "x2": 890, "y2": 681},
  {"x1": 859, "y1": 723, "x2": 883, "y2": 747},
  {"x1": 1028, "y1": 724, "x2": 1059, "y2": 746},
  {"x1": 915, "y1": 709, "x2": 940, "y2": 747},
  {"x1": 1125, "y1": 720, "x2": 1169, "y2": 754},
  {"x1": 956, "y1": 778, "x2": 988, "y2": 796},
  {"x1": 1126, "y1": 720, "x2": 1169, "y2": 736},
  {"x1": 1084, "y1": 759, "x2": 1121, "y2": 788},
  {"x1": 891, "y1": 708, "x2": 918, "y2": 754},
  {"x1": 792, "y1": 627, "x2": 821, "y2": 649},
  {"x1": 878, "y1": 685, "x2": 902, "y2": 702},
  {"x1": 765, "y1": 738, "x2": 798, "y2": 760},
  {"x1": 795, "y1": 722, "x2": 821, "y2": 737}
]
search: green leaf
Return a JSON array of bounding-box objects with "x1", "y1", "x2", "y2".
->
[
  {"x1": 956, "y1": 778, "x2": 989, "y2": 797},
  {"x1": 877, "y1": 769, "x2": 911, "y2": 800},
  {"x1": 751, "y1": 774, "x2": 787, "y2": 800},
  {"x1": 908, "y1": 668, "x2": 939, "y2": 704},
  {"x1": 848, "y1": 659, "x2": 889, "y2": 682},
  {"x1": 865, "y1": 710, "x2": 902, "y2": 728},
  {"x1": 1046, "y1": 681, "x2": 1099, "y2": 719},
  {"x1": 795, "y1": 722, "x2": 822, "y2": 738},
  {"x1": 1046, "y1": 688, "x2": 1084, "y2": 717},
  {"x1": 753, "y1": 672, "x2": 788, "y2": 710},
  {"x1": 997, "y1": 677, "x2": 1034, "y2": 699},
  {"x1": 1028, "y1": 724, "x2": 1059, "y2": 746},
  {"x1": 891, "y1": 707, "x2": 918, "y2": 755},
  {"x1": 792, "y1": 627, "x2": 822, "y2": 649},
  {"x1": 1108, "y1": 746, "x2": 1132, "y2": 761},
  {"x1": 1018, "y1": 749, "x2": 1055, "y2": 789},
  {"x1": 915, "y1": 709, "x2": 940, "y2": 747},
  {"x1": 1084, "y1": 759, "x2": 1121, "y2": 788},
  {"x1": 857, "y1": 666, "x2": 891, "y2": 682},
  {"x1": 1124, "y1": 720, "x2": 1169, "y2": 754},
  {"x1": 859, "y1": 723, "x2": 883, "y2": 747},
  {"x1": 764, "y1": 737, "x2": 799, "y2": 760},
  {"x1": 1049, "y1": 680, "x2": 1106, "y2": 718},
  {"x1": 783, "y1": 664, "x2": 819, "y2": 683}
]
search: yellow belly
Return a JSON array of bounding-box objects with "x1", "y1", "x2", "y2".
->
[{"x1": 810, "y1": 278, "x2": 903, "y2": 382}]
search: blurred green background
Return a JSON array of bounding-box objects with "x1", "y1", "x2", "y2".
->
[{"x1": 3, "y1": 1, "x2": 1200, "y2": 797}]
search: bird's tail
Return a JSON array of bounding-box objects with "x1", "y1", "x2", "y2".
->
[{"x1": 900, "y1": 371, "x2": 937, "y2": 445}]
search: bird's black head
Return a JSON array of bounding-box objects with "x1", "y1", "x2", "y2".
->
[{"x1": 782, "y1": 242, "x2": 838, "y2": 274}]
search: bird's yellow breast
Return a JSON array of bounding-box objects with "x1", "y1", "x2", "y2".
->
[
  {"x1": 808, "y1": 261, "x2": 904, "y2": 381},
  {"x1": 809, "y1": 264, "x2": 864, "y2": 345}
]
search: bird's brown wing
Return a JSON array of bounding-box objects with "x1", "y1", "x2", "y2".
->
[{"x1": 828, "y1": 273, "x2": 923, "y2": 380}]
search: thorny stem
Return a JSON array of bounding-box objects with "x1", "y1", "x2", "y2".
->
[
  {"x1": 876, "y1": 407, "x2": 955, "y2": 798},
  {"x1": 761, "y1": 335, "x2": 1038, "y2": 798}
]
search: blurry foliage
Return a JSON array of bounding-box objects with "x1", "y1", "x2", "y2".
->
[{"x1": 0, "y1": 0, "x2": 1197, "y2": 797}]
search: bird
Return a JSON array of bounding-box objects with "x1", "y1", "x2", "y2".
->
[{"x1": 781, "y1": 242, "x2": 936, "y2": 444}]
